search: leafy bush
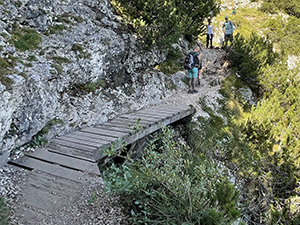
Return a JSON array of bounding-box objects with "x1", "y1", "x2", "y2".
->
[
  {"x1": 103, "y1": 127, "x2": 240, "y2": 225},
  {"x1": 263, "y1": 16, "x2": 300, "y2": 55},
  {"x1": 11, "y1": 29, "x2": 41, "y2": 51},
  {"x1": 229, "y1": 33, "x2": 277, "y2": 96},
  {"x1": 220, "y1": 30, "x2": 300, "y2": 223},
  {"x1": 0, "y1": 197, "x2": 10, "y2": 225},
  {"x1": 260, "y1": 0, "x2": 300, "y2": 18},
  {"x1": 157, "y1": 47, "x2": 183, "y2": 75},
  {"x1": 112, "y1": 0, "x2": 220, "y2": 48}
]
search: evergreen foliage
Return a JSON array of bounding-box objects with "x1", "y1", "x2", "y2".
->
[
  {"x1": 103, "y1": 127, "x2": 240, "y2": 225},
  {"x1": 218, "y1": 28, "x2": 300, "y2": 223},
  {"x1": 260, "y1": 0, "x2": 300, "y2": 18},
  {"x1": 229, "y1": 33, "x2": 277, "y2": 96},
  {"x1": 264, "y1": 16, "x2": 300, "y2": 55},
  {"x1": 10, "y1": 29, "x2": 41, "y2": 51},
  {"x1": 0, "y1": 197, "x2": 10, "y2": 225},
  {"x1": 111, "y1": 0, "x2": 220, "y2": 48}
]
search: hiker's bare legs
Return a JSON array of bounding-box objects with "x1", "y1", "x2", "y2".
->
[
  {"x1": 198, "y1": 69, "x2": 202, "y2": 86},
  {"x1": 189, "y1": 78, "x2": 195, "y2": 91}
]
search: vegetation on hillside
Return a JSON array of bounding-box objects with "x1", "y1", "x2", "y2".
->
[
  {"x1": 104, "y1": 1, "x2": 300, "y2": 224},
  {"x1": 103, "y1": 127, "x2": 240, "y2": 225},
  {"x1": 0, "y1": 197, "x2": 9, "y2": 225},
  {"x1": 260, "y1": 0, "x2": 300, "y2": 18},
  {"x1": 111, "y1": 0, "x2": 220, "y2": 48}
]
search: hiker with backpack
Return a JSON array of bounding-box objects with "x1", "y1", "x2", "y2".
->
[
  {"x1": 184, "y1": 47, "x2": 202, "y2": 94},
  {"x1": 222, "y1": 16, "x2": 234, "y2": 48},
  {"x1": 206, "y1": 18, "x2": 214, "y2": 49}
]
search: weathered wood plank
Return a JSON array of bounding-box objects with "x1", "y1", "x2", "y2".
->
[
  {"x1": 81, "y1": 127, "x2": 127, "y2": 138},
  {"x1": 135, "y1": 112, "x2": 168, "y2": 119},
  {"x1": 56, "y1": 135, "x2": 104, "y2": 148},
  {"x1": 28, "y1": 150, "x2": 100, "y2": 175},
  {"x1": 52, "y1": 139, "x2": 97, "y2": 152},
  {"x1": 11, "y1": 157, "x2": 92, "y2": 183},
  {"x1": 139, "y1": 108, "x2": 177, "y2": 116},
  {"x1": 104, "y1": 121, "x2": 134, "y2": 129},
  {"x1": 20, "y1": 187, "x2": 63, "y2": 211},
  {"x1": 47, "y1": 143, "x2": 95, "y2": 162},
  {"x1": 25, "y1": 170, "x2": 83, "y2": 193},
  {"x1": 96, "y1": 124, "x2": 132, "y2": 133},
  {"x1": 144, "y1": 108, "x2": 180, "y2": 115},
  {"x1": 122, "y1": 114, "x2": 163, "y2": 123},
  {"x1": 111, "y1": 118, "x2": 151, "y2": 126},
  {"x1": 72, "y1": 130, "x2": 117, "y2": 142},
  {"x1": 153, "y1": 104, "x2": 187, "y2": 111},
  {"x1": 119, "y1": 115, "x2": 158, "y2": 123},
  {"x1": 63, "y1": 133, "x2": 109, "y2": 145}
]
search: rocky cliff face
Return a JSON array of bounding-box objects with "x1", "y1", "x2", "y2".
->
[{"x1": 0, "y1": 0, "x2": 178, "y2": 167}]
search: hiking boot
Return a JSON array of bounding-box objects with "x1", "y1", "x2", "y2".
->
[
  {"x1": 193, "y1": 90, "x2": 198, "y2": 94},
  {"x1": 188, "y1": 90, "x2": 193, "y2": 94}
]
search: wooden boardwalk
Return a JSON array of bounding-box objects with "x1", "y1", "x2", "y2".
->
[{"x1": 8, "y1": 104, "x2": 194, "y2": 223}]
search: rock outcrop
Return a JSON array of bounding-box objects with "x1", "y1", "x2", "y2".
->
[{"x1": 0, "y1": 0, "x2": 177, "y2": 167}]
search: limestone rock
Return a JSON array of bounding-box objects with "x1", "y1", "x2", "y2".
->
[{"x1": 0, "y1": 0, "x2": 176, "y2": 167}]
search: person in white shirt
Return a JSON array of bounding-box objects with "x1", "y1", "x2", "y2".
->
[{"x1": 206, "y1": 18, "x2": 214, "y2": 49}]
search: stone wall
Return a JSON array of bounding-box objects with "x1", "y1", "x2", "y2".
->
[{"x1": 0, "y1": 0, "x2": 177, "y2": 167}]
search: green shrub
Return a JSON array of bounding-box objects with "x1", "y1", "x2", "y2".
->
[
  {"x1": 158, "y1": 47, "x2": 183, "y2": 75},
  {"x1": 103, "y1": 127, "x2": 240, "y2": 224},
  {"x1": 0, "y1": 57, "x2": 14, "y2": 88},
  {"x1": 260, "y1": 0, "x2": 300, "y2": 18},
  {"x1": 0, "y1": 197, "x2": 10, "y2": 225},
  {"x1": 51, "y1": 56, "x2": 70, "y2": 64},
  {"x1": 112, "y1": 0, "x2": 220, "y2": 48},
  {"x1": 11, "y1": 29, "x2": 42, "y2": 51},
  {"x1": 46, "y1": 24, "x2": 67, "y2": 35},
  {"x1": 51, "y1": 64, "x2": 63, "y2": 74},
  {"x1": 229, "y1": 33, "x2": 277, "y2": 96},
  {"x1": 78, "y1": 79, "x2": 106, "y2": 93}
]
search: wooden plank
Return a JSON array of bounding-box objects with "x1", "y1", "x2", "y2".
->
[
  {"x1": 24, "y1": 170, "x2": 83, "y2": 197},
  {"x1": 135, "y1": 112, "x2": 168, "y2": 119},
  {"x1": 139, "y1": 108, "x2": 177, "y2": 116},
  {"x1": 153, "y1": 104, "x2": 187, "y2": 111},
  {"x1": 96, "y1": 124, "x2": 132, "y2": 133},
  {"x1": 119, "y1": 115, "x2": 158, "y2": 123},
  {"x1": 142, "y1": 108, "x2": 179, "y2": 116},
  {"x1": 51, "y1": 139, "x2": 96, "y2": 152},
  {"x1": 72, "y1": 130, "x2": 117, "y2": 142},
  {"x1": 56, "y1": 135, "x2": 103, "y2": 148},
  {"x1": 20, "y1": 187, "x2": 63, "y2": 212},
  {"x1": 111, "y1": 118, "x2": 151, "y2": 126},
  {"x1": 47, "y1": 143, "x2": 95, "y2": 162},
  {"x1": 28, "y1": 150, "x2": 100, "y2": 175},
  {"x1": 13, "y1": 205, "x2": 47, "y2": 224},
  {"x1": 121, "y1": 114, "x2": 162, "y2": 123},
  {"x1": 81, "y1": 127, "x2": 129, "y2": 138},
  {"x1": 63, "y1": 133, "x2": 109, "y2": 145},
  {"x1": 11, "y1": 156, "x2": 91, "y2": 183},
  {"x1": 104, "y1": 121, "x2": 133, "y2": 128}
]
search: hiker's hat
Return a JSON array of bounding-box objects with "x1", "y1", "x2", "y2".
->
[{"x1": 225, "y1": 16, "x2": 228, "y2": 19}]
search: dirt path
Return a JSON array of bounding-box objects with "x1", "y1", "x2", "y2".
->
[{"x1": 164, "y1": 48, "x2": 229, "y2": 118}]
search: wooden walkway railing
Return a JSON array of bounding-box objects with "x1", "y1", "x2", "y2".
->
[{"x1": 8, "y1": 104, "x2": 194, "y2": 223}]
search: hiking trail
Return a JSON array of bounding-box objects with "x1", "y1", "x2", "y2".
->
[{"x1": 0, "y1": 48, "x2": 229, "y2": 225}]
